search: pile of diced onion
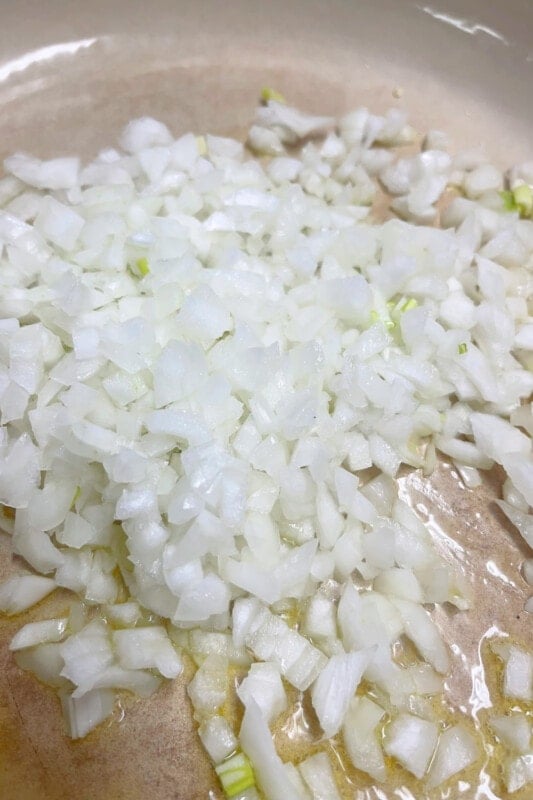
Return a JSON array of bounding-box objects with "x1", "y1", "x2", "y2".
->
[{"x1": 0, "y1": 95, "x2": 532, "y2": 798}]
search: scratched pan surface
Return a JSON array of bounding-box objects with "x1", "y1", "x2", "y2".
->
[{"x1": 0, "y1": 1, "x2": 532, "y2": 799}]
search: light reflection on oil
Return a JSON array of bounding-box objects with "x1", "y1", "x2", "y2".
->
[
  {"x1": 269, "y1": 620, "x2": 530, "y2": 800},
  {"x1": 266, "y1": 464, "x2": 532, "y2": 800},
  {"x1": 0, "y1": 39, "x2": 99, "y2": 83},
  {"x1": 486, "y1": 560, "x2": 517, "y2": 588}
]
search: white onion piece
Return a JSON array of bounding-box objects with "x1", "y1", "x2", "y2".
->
[
  {"x1": 470, "y1": 413, "x2": 531, "y2": 463},
  {"x1": 119, "y1": 117, "x2": 173, "y2": 153},
  {"x1": 255, "y1": 102, "x2": 334, "y2": 142},
  {"x1": 339, "y1": 585, "x2": 403, "y2": 650},
  {"x1": 298, "y1": 752, "x2": 341, "y2": 800},
  {"x1": 373, "y1": 568, "x2": 424, "y2": 603},
  {"x1": 240, "y1": 699, "x2": 306, "y2": 800},
  {"x1": 59, "y1": 620, "x2": 114, "y2": 688},
  {"x1": 57, "y1": 512, "x2": 102, "y2": 549},
  {"x1": 189, "y1": 629, "x2": 250, "y2": 667},
  {"x1": 237, "y1": 662, "x2": 287, "y2": 725},
  {"x1": 73, "y1": 664, "x2": 161, "y2": 699},
  {"x1": 9, "y1": 618, "x2": 67, "y2": 650},
  {"x1": 187, "y1": 654, "x2": 228, "y2": 718},
  {"x1": 4, "y1": 154, "x2": 80, "y2": 190},
  {"x1": 501, "y1": 646, "x2": 533, "y2": 701},
  {"x1": 502, "y1": 455, "x2": 533, "y2": 507},
  {"x1": 61, "y1": 688, "x2": 115, "y2": 739},
  {"x1": 14, "y1": 642, "x2": 67, "y2": 688},
  {"x1": 427, "y1": 724, "x2": 479, "y2": 788},
  {"x1": 496, "y1": 501, "x2": 533, "y2": 550},
  {"x1": 490, "y1": 714, "x2": 532, "y2": 754},
  {"x1": 231, "y1": 597, "x2": 266, "y2": 650},
  {"x1": 113, "y1": 626, "x2": 182, "y2": 679},
  {"x1": 12, "y1": 529, "x2": 64, "y2": 574},
  {"x1": 384, "y1": 713, "x2": 439, "y2": 779},
  {"x1": 246, "y1": 610, "x2": 327, "y2": 691},
  {"x1": 406, "y1": 664, "x2": 444, "y2": 696},
  {"x1": 342, "y1": 696, "x2": 386, "y2": 782},
  {"x1": 0, "y1": 574, "x2": 56, "y2": 614},
  {"x1": 523, "y1": 559, "x2": 533, "y2": 587},
  {"x1": 393, "y1": 599, "x2": 450, "y2": 674},
  {"x1": 504, "y1": 753, "x2": 533, "y2": 794},
  {"x1": 311, "y1": 650, "x2": 372, "y2": 738},
  {"x1": 174, "y1": 573, "x2": 231, "y2": 623},
  {"x1": 198, "y1": 715, "x2": 238, "y2": 764},
  {"x1": 247, "y1": 125, "x2": 285, "y2": 155},
  {"x1": 284, "y1": 764, "x2": 312, "y2": 800},
  {"x1": 104, "y1": 602, "x2": 142, "y2": 628},
  {"x1": 301, "y1": 595, "x2": 337, "y2": 642},
  {"x1": 454, "y1": 463, "x2": 482, "y2": 489}
]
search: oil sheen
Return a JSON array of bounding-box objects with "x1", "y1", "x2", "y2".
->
[{"x1": 220, "y1": 461, "x2": 532, "y2": 800}]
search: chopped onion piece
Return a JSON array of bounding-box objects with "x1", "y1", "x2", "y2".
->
[
  {"x1": 284, "y1": 764, "x2": 312, "y2": 799},
  {"x1": 9, "y1": 618, "x2": 67, "y2": 650},
  {"x1": 246, "y1": 610, "x2": 327, "y2": 691},
  {"x1": 237, "y1": 662, "x2": 287, "y2": 725},
  {"x1": 496, "y1": 501, "x2": 533, "y2": 550},
  {"x1": 502, "y1": 646, "x2": 533, "y2": 701},
  {"x1": 104, "y1": 602, "x2": 142, "y2": 628},
  {"x1": 311, "y1": 650, "x2": 372, "y2": 738},
  {"x1": 240, "y1": 699, "x2": 306, "y2": 800},
  {"x1": 61, "y1": 688, "x2": 115, "y2": 739},
  {"x1": 72, "y1": 665, "x2": 161, "y2": 699},
  {"x1": 343, "y1": 696, "x2": 387, "y2": 782},
  {"x1": 60, "y1": 620, "x2": 114, "y2": 688},
  {"x1": 490, "y1": 714, "x2": 532, "y2": 754},
  {"x1": 187, "y1": 654, "x2": 228, "y2": 718},
  {"x1": 427, "y1": 724, "x2": 479, "y2": 788},
  {"x1": 198, "y1": 715, "x2": 238, "y2": 764},
  {"x1": 0, "y1": 575, "x2": 56, "y2": 614},
  {"x1": 298, "y1": 752, "x2": 341, "y2": 800},
  {"x1": 373, "y1": 568, "x2": 424, "y2": 603},
  {"x1": 14, "y1": 642, "x2": 67, "y2": 688},
  {"x1": 384, "y1": 713, "x2": 439, "y2": 779},
  {"x1": 504, "y1": 753, "x2": 533, "y2": 794},
  {"x1": 113, "y1": 626, "x2": 182, "y2": 679},
  {"x1": 393, "y1": 599, "x2": 450, "y2": 674}
]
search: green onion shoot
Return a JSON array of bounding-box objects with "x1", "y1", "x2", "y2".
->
[
  {"x1": 128, "y1": 257, "x2": 150, "y2": 278},
  {"x1": 215, "y1": 751, "x2": 256, "y2": 798},
  {"x1": 500, "y1": 185, "x2": 533, "y2": 218},
  {"x1": 260, "y1": 87, "x2": 286, "y2": 104},
  {"x1": 400, "y1": 297, "x2": 418, "y2": 313},
  {"x1": 513, "y1": 184, "x2": 533, "y2": 218},
  {"x1": 71, "y1": 486, "x2": 81, "y2": 508},
  {"x1": 196, "y1": 135, "x2": 208, "y2": 156}
]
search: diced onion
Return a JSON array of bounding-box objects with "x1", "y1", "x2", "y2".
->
[
  {"x1": 490, "y1": 714, "x2": 532, "y2": 755},
  {"x1": 298, "y1": 752, "x2": 341, "y2": 800},
  {"x1": 198, "y1": 715, "x2": 238, "y2": 765},
  {"x1": 342, "y1": 696, "x2": 387, "y2": 782},
  {"x1": 427, "y1": 725, "x2": 479, "y2": 788},
  {"x1": 311, "y1": 650, "x2": 372, "y2": 738},
  {"x1": 9, "y1": 618, "x2": 67, "y2": 650},
  {"x1": 61, "y1": 688, "x2": 115, "y2": 739},
  {"x1": 0, "y1": 574, "x2": 56, "y2": 614},
  {"x1": 384, "y1": 713, "x2": 439, "y2": 779},
  {"x1": 240, "y1": 699, "x2": 306, "y2": 800},
  {"x1": 0, "y1": 96, "x2": 531, "y2": 799}
]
